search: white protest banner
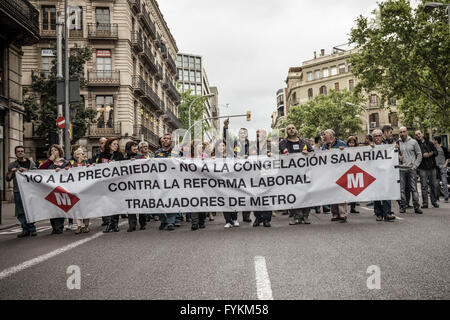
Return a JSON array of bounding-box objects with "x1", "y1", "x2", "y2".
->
[{"x1": 17, "y1": 145, "x2": 400, "y2": 223}]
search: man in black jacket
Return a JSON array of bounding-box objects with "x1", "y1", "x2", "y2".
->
[{"x1": 415, "y1": 130, "x2": 439, "y2": 209}]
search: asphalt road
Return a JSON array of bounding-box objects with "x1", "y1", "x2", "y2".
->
[{"x1": 0, "y1": 202, "x2": 449, "y2": 300}]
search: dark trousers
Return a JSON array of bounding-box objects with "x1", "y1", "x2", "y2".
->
[
  {"x1": 191, "y1": 212, "x2": 206, "y2": 226},
  {"x1": 14, "y1": 192, "x2": 36, "y2": 233},
  {"x1": 50, "y1": 218, "x2": 65, "y2": 232},
  {"x1": 128, "y1": 214, "x2": 147, "y2": 228},
  {"x1": 108, "y1": 215, "x2": 120, "y2": 228},
  {"x1": 102, "y1": 216, "x2": 110, "y2": 224},
  {"x1": 418, "y1": 169, "x2": 438, "y2": 206},
  {"x1": 242, "y1": 211, "x2": 251, "y2": 221},
  {"x1": 223, "y1": 212, "x2": 237, "y2": 224},
  {"x1": 400, "y1": 169, "x2": 420, "y2": 209},
  {"x1": 254, "y1": 211, "x2": 272, "y2": 222},
  {"x1": 374, "y1": 200, "x2": 391, "y2": 218}
]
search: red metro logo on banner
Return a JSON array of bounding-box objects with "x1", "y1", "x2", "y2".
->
[
  {"x1": 336, "y1": 165, "x2": 376, "y2": 196},
  {"x1": 45, "y1": 186, "x2": 80, "y2": 213}
]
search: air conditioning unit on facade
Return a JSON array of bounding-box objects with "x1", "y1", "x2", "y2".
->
[{"x1": 370, "y1": 122, "x2": 377, "y2": 128}]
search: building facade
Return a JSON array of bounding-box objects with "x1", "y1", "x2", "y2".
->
[
  {"x1": 285, "y1": 47, "x2": 400, "y2": 141},
  {"x1": 1, "y1": 0, "x2": 40, "y2": 201},
  {"x1": 22, "y1": 0, "x2": 181, "y2": 162},
  {"x1": 271, "y1": 88, "x2": 286, "y2": 130},
  {"x1": 176, "y1": 52, "x2": 219, "y2": 140}
]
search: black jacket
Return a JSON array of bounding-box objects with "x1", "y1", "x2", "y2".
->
[
  {"x1": 417, "y1": 139, "x2": 438, "y2": 170},
  {"x1": 96, "y1": 151, "x2": 125, "y2": 163}
]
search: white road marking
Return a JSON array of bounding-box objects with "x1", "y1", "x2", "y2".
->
[
  {"x1": 254, "y1": 256, "x2": 273, "y2": 300},
  {"x1": 0, "y1": 222, "x2": 127, "y2": 281}
]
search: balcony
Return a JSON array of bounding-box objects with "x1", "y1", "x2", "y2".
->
[
  {"x1": 164, "y1": 77, "x2": 181, "y2": 104},
  {"x1": 135, "y1": 125, "x2": 160, "y2": 148},
  {"x1": 167, "y1": 54, "x2": 177, "y2": 75},
  {"x1": 129, "y1": 0, "x2": 141, "y2": 14},
  {"x1": 88, "y1": 122, "x2": 121, "y2": 137},
  {"x1": 87, "y1": 70, "x2": 120, "y2": 87},
  {"x1": 142, "y1": 83, "x2": 162, "y2": 111},
  {"x1": 0, "y1": 0, "x2": 40, "y2": 44},
  {"x1": 155, "y1": 34, "x2": 162, "y2": 48},
  {"x1": 164, "y1": 107, "x2": 182, "y2": 129},
  {"x1": 141, "y1": 42, "x2": 158, "y2": 74},
  {"x1": 156, "y1": 64, "x2": 163, "y2": 80},
  {"x1": 139, "y1": 5, "x2": 156, "y2": 39},
  {"x1": 161, "y1": 43, "x2": 168, "y2": 58},
  {"x1": 69, "y1": 28, "x2": 83, "y2": 38},
  {"x1": 131, "y1": 32, "x2": 143, "y2": 53},
  {"x1": 41, "y1": 24, "x2": 56, "y2": 38},
  {"x1": 88, "y1": 23, "x2": 118, "y2": 40},
  {"x1": 132, "y1": 75, "x2": 145, "y2": 96}
]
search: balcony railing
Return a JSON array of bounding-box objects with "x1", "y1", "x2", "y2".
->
[
  {"x1": 129, "y1": 0, "x2": 141, "y2": 14},
  {"x1": 41, "y1": 24, "x2": 56, "y2": 38},
  {"x1": 141, "y1": 42, "x2": 158, "y2": 73},
  {"x1": 132, "y1": 75, "x2": 145, "y2": 95},
  {"x1": 88, "y1": 121, "x2": 121, "y2": 137},
  {"x1": 140, "y1": 5, "x2": 156, "y2": 39},
  {"x1": 167, "y1": 54, "x2": 177, "y2": 75},
  {"x1": 156, "y1": 64, "x2": 163, "y2": 80},
  {"x1": 131, "y1": 32, "x2": 143, "y2": 52},
  {"x1": 164, "y1": 77, "x2": 181, "y2": 103},
  {"x1": 135, "y1": 125, "x2": 160, "y2": 148},
  {"x1": 88, "y1": 23, "x2": 118, "y2": 40},
  {"x1": 143, "y1": 83, "x2": 162, "y2": 111},
  {"x1": 164, "y1": 107, "x2": 182, "y2": 129},
  {"x1": 69, "y1": 28, "x2": 83, "y2": 38},
  {"x1": 0, "y1": 0, "x2": 39, "y2": 40},
  {"x1": 87, "y1": 70, "x2": 120, "y2": 86}
]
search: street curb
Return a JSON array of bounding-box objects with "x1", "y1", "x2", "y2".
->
[{"x1": 0, "y1": 223, "x2": 19, "y2": 231}]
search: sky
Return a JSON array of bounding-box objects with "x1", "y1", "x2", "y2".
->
[{"x1": 157, "y1": 0, "x2": 393, "y2": 139}]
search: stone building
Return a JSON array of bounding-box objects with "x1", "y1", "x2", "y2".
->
[{"x1": 22, "y1": 0, "x2": 181, "y2": 162}]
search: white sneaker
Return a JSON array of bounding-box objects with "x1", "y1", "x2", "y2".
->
[
  {"x1": 66, "y1": 223, "x2": 73, "y2": 231},
  {"x1": 224, "y1": 223, "x2": 233, "y2": 229},
  {"x1": 232, "y1": 220, "x2": 239, "y2": 227}
]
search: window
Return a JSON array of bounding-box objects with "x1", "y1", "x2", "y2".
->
[
  {"x1": 41, "y1": 49, "x2": 55, "y2": 75},
  {"x1": 331, "y1": 66, "x2": 337, "y2": 76},
  {"x1": 96, "y1": 50, "x2": 112, "y2": 77},
  {"x1": 370, "y1": 94, "x2": 378, "y2": 106},
  {"x1": 389, "y1": 112, "x2": 398, "y2": 127},
  {"x1": 189, "y1": 56, "x2": 195, "y2": 67},
  {"x1": 42, "y1": 6, "x2": 56, "y2": 31},
  {"x1": 96, "y1": 8, "x2": 110, "y2": 31},
  {"x1": 196, "y1": 71, "x2": 201, "y2": 82},
  {"x1": 196, "y1": 84, "x2": 202, "y2": 95},
  {"x1": 177, "y1": 56, "x2": 182, "y2": 64},
  {"x1": 96, "y1": 96, "x2": 114, "y2": 128},
  {"x1": 314, "y1": 70, "x2": 320, "y2": 80},
  {"x1": 347, "y1": 63, "x2": 352, "y2": 72},
  {"x1": 308, "y1": 88, "x2": 313, "y2": 100},
  {"x1": 183, "y1": 69, "x2": 189, "y2": 81},
  {"x1": 183, "y1": 56, "x2": 188, "y2": 65},
  {"x1": 307, "y1": 72, "x2": 313, "y2": 81},
  {"x1": 322, "y1": 68, "x2": 329, "y2": 77},
  {"x1": 339, "y1": 64, "x2": 345, "y2": 74},
  {"x1": 195, "y1": 57, "x2": 201, "y2": 69},
  {"x1": 369, "y1": 113, "x2": 379, "y2": 127},
  {"x1": 69, "y1": 6, "x2": 82, "y2": 31},
  {"x1": 189, "y1": 70, "x2": 195, "y2": 82},
  {"x1": 319, "y1": 86, "x2": 327, "y2": 95},
  {"x1": 349, "y1": 79, "x2": 354, "y2": 90},
  {"x1": 389, "y1": 97, "x2": 397, "y2": 106},
  {"x1": 334, "y1": 83, "x2": 339, "y2": 91},
  {"x1": 178, "y1": 69, "x2": 182, "y2": 80}
]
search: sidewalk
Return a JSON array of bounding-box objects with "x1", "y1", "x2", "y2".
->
[{"x1": 0, "y1": 201, "x2": 19, "y2": 230}]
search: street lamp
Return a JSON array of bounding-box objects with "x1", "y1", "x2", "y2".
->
[
  {"x1": 188, "y1": 93, "x2": 215, "y2": 130},
  {"x1": 346, "y1": 102, "x2": 370, "y2": 135},
  {"x1": 424, "y1": 2, "x2": 450, "y2": 30}
]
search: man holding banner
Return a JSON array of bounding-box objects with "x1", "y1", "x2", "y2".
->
[{"x1": 280, "y1": 124, "x2": 313, "y2": 226}]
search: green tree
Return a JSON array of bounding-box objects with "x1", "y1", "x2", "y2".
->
[
  {"x1": 24, "y1": 45, "x2": 97, "y2": 144},
  {"x1": 177, "y1": 89, "x2": 210, "y2": 131},
  {"x1": 349, "y1": 0, "x2": 449, "y2": 133},
  {"x1": 284, "y1": 89, "x2": 365, "y2": 139}
]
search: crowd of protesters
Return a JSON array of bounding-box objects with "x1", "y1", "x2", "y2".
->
[{"x1": 6, "y1": 119, "x2": 449, "y2": 238}]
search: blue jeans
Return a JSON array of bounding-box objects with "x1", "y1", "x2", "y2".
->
[
  {"x1": 400, "y1": 169, "x2": 420, "y2": 209},
  {"x1": 14, "y1": 192, "x2": 36, "y2": 233},
  {"x1": 374, "y1": 200, "x2": 391, "y2": 218},
  {"x1": 159, "y1": 213, "x2": 176, "y2": 226},
  {"x1": 437, "y1": 167, "x2": 448, "y2": 200}
]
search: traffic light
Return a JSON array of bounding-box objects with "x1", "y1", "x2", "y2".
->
[{"x1": 246, "y1": 111, "x2": 251, "y2": 122}]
